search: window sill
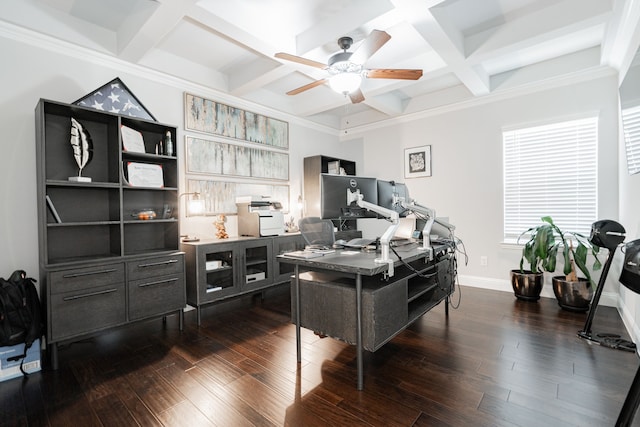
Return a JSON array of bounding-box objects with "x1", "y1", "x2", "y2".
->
[{"x1": 501, "y1": 239, "x2": 523, "y2": 250}]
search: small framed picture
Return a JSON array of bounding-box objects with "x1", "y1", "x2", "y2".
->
[
  {"x1": 404, "y1": 145, "x2": 431, "y2": 178},
  {"x1": 121, "y1": 125, "x2": 146, "y2": 153},
  {"x1": 126, "y1": 162, "x2": 164, "y2": 188}
]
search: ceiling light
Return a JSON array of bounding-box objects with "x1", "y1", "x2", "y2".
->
[{"x1": 329, "y1": 72, "x2": 362, "y2": 95}]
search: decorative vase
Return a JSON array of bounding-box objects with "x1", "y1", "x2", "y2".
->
[
  {"x1": 510, "y1": 270, "x2": 544, "y2": 301},
  {"x1": 552, "y1": 276, "x2": 593, "y2": 312}
]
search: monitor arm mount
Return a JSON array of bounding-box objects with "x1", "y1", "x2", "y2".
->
[
  {"x1": 397, "y1": 197, "x2": 456, "y2": 261},
  {"x1": 347, "y1": 189, "x2": 399, "y2": 277},
  {"x1": 398, "y1": 197, "x2": 436, "y2": 260}
]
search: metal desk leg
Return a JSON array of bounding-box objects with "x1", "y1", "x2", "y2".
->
[
  {"x1": 295, "y1": 264, "x2": 301, "y2": 363},
  {"x1": 616, "y1": 362, "x2": 640, "y2": 426},
  {"x1": 356, "y1": 273, "x2": 363, "y2": 390}
]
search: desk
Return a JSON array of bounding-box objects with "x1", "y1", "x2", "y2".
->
[{"x1": 278, "y1": 244, "x2": 455, "y2": 390}]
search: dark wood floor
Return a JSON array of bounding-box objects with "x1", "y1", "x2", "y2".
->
[{"x1": 1, "y1": 284, "x2": 639, "y2": 426}]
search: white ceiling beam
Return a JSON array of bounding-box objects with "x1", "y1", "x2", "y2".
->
[
  {"x1": 466, "y1": 0, "x2": 611, "y2": 64},
  {"x1": 296, "y1": 0, "x2": 396, "y2": 56},
  {"x1": 188, "y1": 3, "x2": 308, "y2": 96},
  {"x1": 117, "y1": 0, "x2": 198, "y2": 62},
  {"x1": 391, "y1": 0, "x2": 490, "y2": 96},
  {"x1": 0, "y1": 0, "x2": 115, "y2": 53},
  {"x1": 187, "y1": 3, "x2": 283, "y2": 58},
  {"x1": 490, "y1": 47, "x2": 603, "y2": 92},
  {"x1": 289, "y1": 90, "x2": 354, "y2": 117},
  {"x1": 601, "y1": 0, "x2": 640, "y2": 83},
  {"x1": 228, "y1": 59, "x2": 291, "y2": 96},
  {"x1": 403, "y1": 84, "x2": 473, "y2": 114},
  {"x1": 361, "y1": 92, "x2": 405, "y2": 116},
  {"x1": 138, "y1": 48, "x2": 228, "y2": 91}
]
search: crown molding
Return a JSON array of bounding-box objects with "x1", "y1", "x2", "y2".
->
[
  {"x1": 339, "y1": 65, "x2": 618, "y2": 140},
  {"x1": 0, "y1": 19, "x2": 620, "y2": 141},
  {"x1": 0, "y1": 20, "x2": 341, "y2": 137}
]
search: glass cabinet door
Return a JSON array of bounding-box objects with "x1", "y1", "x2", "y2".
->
[
  {"x1": 201, "y1": 246, "x2": 238, "y2": 301},
  {"x1": 273, "y1": 235, "x2": 305, "y2": 283},
  {"x1": 242, "y1": 239, "x2": 273, "y2": 291}
]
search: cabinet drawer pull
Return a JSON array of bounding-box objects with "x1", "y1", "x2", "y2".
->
[
  {"x1": 63, "y1": 268, "x2": 118, "y2": 278},
  {"x1": 138, "y1": 278, "x2": 178, "y2": 288},
  {"x1": 63, "y1": 288, "x2": 118, "y2": 301},
  {"x1": 137, "y1": 259, "x2": 179, "y2": 268}
]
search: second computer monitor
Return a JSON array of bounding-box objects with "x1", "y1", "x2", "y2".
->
[{"x1": 377, "y1": 179, "x2": 410, "y2": 217}]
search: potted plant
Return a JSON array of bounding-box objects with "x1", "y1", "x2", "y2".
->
[
  {"x1": 510, "y1": 219, "x2": 552, "y2": 301},
  {"x1": 513, "y1": 216, "x2": 602, "y2": 310}
]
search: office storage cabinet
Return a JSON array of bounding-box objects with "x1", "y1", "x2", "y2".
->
[
  {"x1": 35, "y1": 99, "x2": 185, "y2": 368},
  {"x1": 182, "y1": 237, "x2": 273, "y2": 325},
  {"x1": 183, "y1": 232, "x2": 362, "y2": 325}
]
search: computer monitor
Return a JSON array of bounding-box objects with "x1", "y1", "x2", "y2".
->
[
  {"x1": 377, "y1": 180, "x2": 410, "y2": 217},
  {"x1": 320, "y1": 174, "x2": 378, "y2": 219},
  {"x1": 416, "y1": 216, "x2": 454, "y2": 240}
]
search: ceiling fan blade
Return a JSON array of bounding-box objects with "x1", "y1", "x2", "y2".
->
[
  {"x1": 349, "y1": 30, "x2": 391, "y2": 64},
  {"x1": 366, "y1": 68, "x2": 423, "y2": 80},
  {"x1": 286, "y1": 79, "x2": 328, "y2": 95},
  {"x1": 349, "y1": 89, "x2": 365, "y2": 104},
  {"x1": 275, "y1": 52, "x2": 327, "y2": 69}
]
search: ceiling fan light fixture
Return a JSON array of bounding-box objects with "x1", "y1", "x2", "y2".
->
[{"x1": 329, "y1": 72, "x2": 362, "y2": 94}]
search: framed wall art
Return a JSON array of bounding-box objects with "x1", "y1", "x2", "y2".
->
[
  {"x1": 404, "y1": 145, "x2": 432, "y2": 178},
  {"x1": 185, "y1": 136, "x2": 289, "y2": 180},
  {"x1": 184, "y1": 93, "x2": 288, "y2": 149}
]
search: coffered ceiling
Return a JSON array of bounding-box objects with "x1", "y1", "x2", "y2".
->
[{"x1": 2, "y1": 0, "x2": 639, "y2": 131}]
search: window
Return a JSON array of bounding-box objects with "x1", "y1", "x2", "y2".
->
[
  {"x1": 503, "y1": 117, "x2": 598, "y2": 239},
  {"x1": 622, "y1": 104, "x2": 640, "y2": 175}
]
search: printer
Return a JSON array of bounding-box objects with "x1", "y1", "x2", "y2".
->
[{"x1": 236, "y1": 196, "x2": 285, "y2": 237}]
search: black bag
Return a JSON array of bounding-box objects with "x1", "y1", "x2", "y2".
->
[{"x1": 0, "y1": 270, "x2": 43, "y2": 375}]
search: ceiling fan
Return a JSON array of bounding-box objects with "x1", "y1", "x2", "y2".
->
[{"x1": 275, "y1": 30, "x2": 423, "y2": 104}]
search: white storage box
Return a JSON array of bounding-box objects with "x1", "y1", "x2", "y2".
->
[
  {"x1": 206, "y1": 260, "x2": 223, "y2": 270},
  {"x1": 0, "y1": 339, "x2": 41, "y2": 382},
  {"x1": 246, "y1": 271, "x2": 266, "y2": 283}
]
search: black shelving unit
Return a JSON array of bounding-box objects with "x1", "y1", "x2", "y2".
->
[
  {"x1": 303, "y1": 155, "x2": 357, "y2": 230},
  {"x1": 35, "y1": 99, "x2": 186, "y2": 368}
]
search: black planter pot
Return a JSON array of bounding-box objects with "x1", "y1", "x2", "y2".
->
[
  {"x1": 510, "y1": 270, "x2": 544, "y2": 301},
  {"x1": 552, "y1": 276, "x2": 592, "y2": 312}
]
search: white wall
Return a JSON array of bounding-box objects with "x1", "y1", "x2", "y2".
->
[
  {"x1": 618, "y1": 60, "x2": 640, "y2": 341},
  {"x1": 356, "y1": 76, "x2": 620, "y2": 301},
  {"x1": 0, "y1": 34, "x2": 347, "y2": 279}
]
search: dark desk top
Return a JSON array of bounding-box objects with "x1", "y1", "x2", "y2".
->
[{"x1": 277, "y1": 246, "x2": 437, "y2": 276}]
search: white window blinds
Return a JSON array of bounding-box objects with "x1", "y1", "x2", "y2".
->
[
  {"x1": 503, "y1": 117, "x2": 598, "y2": 239},
  {"x1": 622, "y1": 105, "x2": 640, "y2": 175}
]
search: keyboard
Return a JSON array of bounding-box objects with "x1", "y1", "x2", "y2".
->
[
  {"x1": 306, "y1": 244, "x2": 332, "y2": 251},
  {"x1": 343, "y1": 238, "x2": 374, "y2": 248}
]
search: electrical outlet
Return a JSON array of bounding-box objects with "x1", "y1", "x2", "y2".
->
[{"x1": 480, "y1": 256, "x2": 488, "y2": 266}]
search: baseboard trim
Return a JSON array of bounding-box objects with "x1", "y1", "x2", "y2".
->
[
  {"x1": 618, "y1": 297, "x2": 640, "y2": 345},
  {"x1": 457, "y1": 274, "x2": 618, "y2": 307}
]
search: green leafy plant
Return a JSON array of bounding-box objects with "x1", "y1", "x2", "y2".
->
[{"x1": 518, "y1": 216, "x2": 602, "y2": 284}]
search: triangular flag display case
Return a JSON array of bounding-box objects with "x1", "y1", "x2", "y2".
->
[{"x1": 73, "y1": 77, "x2": 156, "y2": 121}]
